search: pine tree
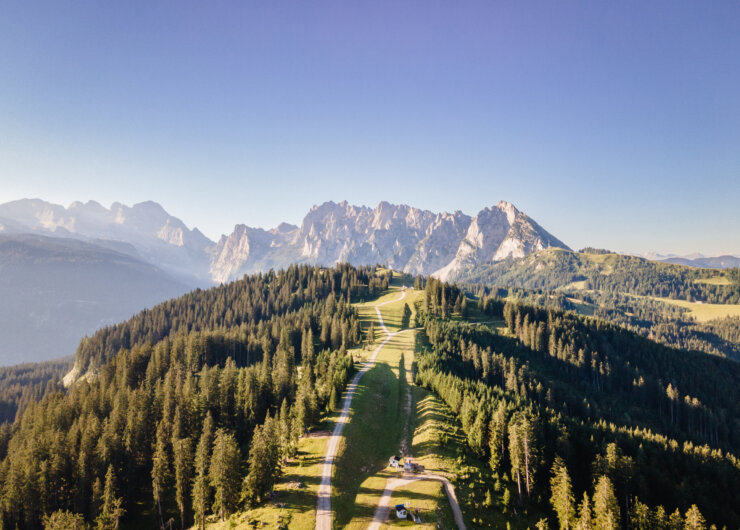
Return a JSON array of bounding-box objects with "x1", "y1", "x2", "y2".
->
[
  {"x1": 575, "y1": 492, "x2": 592, "y2": 530},
  {"x1": 489, "y1": 402, "x2": 507, "y2": 474},
  {"x1": 151, "y1": 420, "x2": 170, "y2": 529},
  {"x1": 192, "y1": 413, "x2": 214, "y2": 530},
  {"x1": 684, "y1": 505, "x2": 706, "y2": 530},
  {"x1": 173, "y1": 437, "x2": 193, "y2": 530},
  {"x1": 550, "y1": 457, "x2": 576, "y2": 529},
  {"x1": 209, "y1": 429, "x2": 241, "y2": 521},
  {"x1": 95, "y1": 465, "x2": 124, "y2": 530},
  {"x1": 592, "y1": 475, "x2": 619, "y2": 530}
]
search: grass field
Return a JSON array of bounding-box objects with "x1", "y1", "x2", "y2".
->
[
  {"x1": 693, "y1": 276, "x2": 732, "y2": 286},
  {"x1": 651, "y1": 297, "x2": 740, "y2": 322}
]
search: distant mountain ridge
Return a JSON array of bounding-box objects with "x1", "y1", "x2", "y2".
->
[
  {"x1": 0, "y1": 198, "x2": 569, "y2": 284},
  {"x1": 210, "y1": 200, "x2": 570, "y2": 282},
  {"x1": 0, "y1": 198, "x2": 213, "y2": 283},
  {"x1": 0, "y1": 233, "x2": 190, "y2": 364}
]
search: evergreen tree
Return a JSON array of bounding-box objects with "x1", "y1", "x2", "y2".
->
[
  {"x1": 209, "y1": 429, "x2": 241, "y2": 521},
  {"x1": 43, "y1": 510, "x2": 88, "y2": 530},
  {"x1": 488, "y1": 402, "x2": 507, "y2": 474},
  {"x1": 95, "y1": 466, "x2": 123, "y2": 530},
  {"x1": 151, "y1": 420, "x2": 170, "y2": 529},
  {"x1": 550, "y1": 457, "x2": 576, "y2": 529},
  {"x1": 243, "y1": 415, "x2": 281, "y2": 505},
  {"x1": 172, "y1": 437, "x2": 193, "y2": 530},
  {"x1": 592, "y1": 475, "x2": 619, "y2": 530},
  {"x1": 684, "y1": 505, "x2": 706, "y2": 530},
  {"x1": 576, "y1": 492, "x2": 592, "y2": 530},
  {"x1": 192, "y1": 413, "x2": 214, "y2": 530}
]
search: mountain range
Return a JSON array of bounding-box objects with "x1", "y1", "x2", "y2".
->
[
  {"x1": 0, "y1": 197, "x2": 568, "y2": 363},
  {"x1": 0, "y1": 198, "x2": 569, "y2": 285},
  {"x1": 2, "y1": 197, "x2": 736, "y2": 365}
]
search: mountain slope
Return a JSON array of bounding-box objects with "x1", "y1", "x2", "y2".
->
[
  {"x1": 0, "y1": 234, "x2": 192, "y2": 364},
  {"x1": 661, "y1": 255, "x2": 740, "y2": 269},
  {"x1": 0, "y1": 199, "x2": 215, "y2": 283}
]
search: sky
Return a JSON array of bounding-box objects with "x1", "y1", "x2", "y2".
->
[{"x1": 1, "y1": 1, "x2": 739, "y2": 256}]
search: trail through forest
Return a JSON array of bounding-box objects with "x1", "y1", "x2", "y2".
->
[{"x1": 314, "y1": 290, "x2": 407, "y2": 530}]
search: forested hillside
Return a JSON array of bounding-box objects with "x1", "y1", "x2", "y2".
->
[
  {"x1": 457, "y1": 249, "x2": 740, "y2": 360},
  {"x1": 457, "y1": 249, "x2": 740, "y2": 303},
  {"x1": 414, "y1": 278, "x2": 740, "y2": 528},
  {"x1": 0, "y1": 264, "x2": 388, "y2": 529},
  {"x1": 0, "y1": 358, "x2": 71, "y2": 425}
]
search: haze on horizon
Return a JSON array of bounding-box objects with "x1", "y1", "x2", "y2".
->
[{"x1": 1, "y1": 1, "x2": 739, "y2": 256}]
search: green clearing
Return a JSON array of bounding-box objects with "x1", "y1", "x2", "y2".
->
[
  {"x1": 651, "y1": 297, "x2": 740, "y2": 322},
  {"x1": 693, "y1": 276, "x2": 732, "y2": 286},
  {"x1": 336, "y1": 283, "x2": 426, "y2": 528}
]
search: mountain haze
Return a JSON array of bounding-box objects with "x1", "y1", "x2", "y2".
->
[
  {"x1": 0, "y1": 199, "x2": 213, "y2": 283},
  {"x1": 0, "y1": 234, "x2": 191, "y2": 364}
]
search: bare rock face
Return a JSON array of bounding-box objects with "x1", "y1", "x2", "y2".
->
[
  {"x1": 210, "y1": 200, "x2": 569, "y2": 282},
  {"x1": 0, "y1": 198, "x2": 569, "y2": 285},
  {"x1": 434, "y1": 201, "x2": 569, "y2": 280}
]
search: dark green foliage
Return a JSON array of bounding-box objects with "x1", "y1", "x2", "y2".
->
[
  {"x1": 0, "y1": 264, "x2": 373, "y2": 529},
  {"x1": 459, "y1": 250, "x2": 740, "y2": 303},
  {"x1": 0, "y1": 357, "x2": 71, "y2": 424},
  {"x1": 415, "y1": 294, "x2": 740, "y2": 528}
]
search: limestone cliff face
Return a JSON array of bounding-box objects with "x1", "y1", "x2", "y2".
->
[
  {"x1": 433, "y1": 201, "x2": 569, "y2": 281},
  {"x1": 0, "y1": 198, "x2": 569, "y2": 284},
  {"x1": 210, "y1": 200, "x2": 569, "y2": 282}
]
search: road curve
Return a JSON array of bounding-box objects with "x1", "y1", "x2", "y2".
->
[
  {"x1": 314, "y1": 289, "x2": 407, "y2": 530},
  {"x1": 368, "y1": 473, "x2": 466, "y2": 530}
]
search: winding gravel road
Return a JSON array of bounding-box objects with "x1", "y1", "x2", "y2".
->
[{"x1": 314, "y1": 290, "x2": 407, "y2": 530}]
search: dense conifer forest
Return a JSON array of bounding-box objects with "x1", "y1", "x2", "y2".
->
[
  {"x1": 0, "y1": 264, "x2": 388, "y2": 529},
  {"x1": 414, "y1": 277, "x2": 740, "y2": 528},
  {"x1": 457, "y1": 250, "x2": 740, "y2": 361},
  {"x1": 0, "y1": 358, "x2": 71, "y2": 424},
  {"x1": 458, "y1": 249, "x2": 740, "y2": 304}
]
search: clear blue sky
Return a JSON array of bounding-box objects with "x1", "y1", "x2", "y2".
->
[{"x1": 1, "y1": 1, "x2": 739, "y2": 255}]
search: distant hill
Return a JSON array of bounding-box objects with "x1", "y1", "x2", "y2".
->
[
  {"x1": 456, "y1": 248, "x2": 738, "y2": 300},
  {"x1": 0, "y1": 234, "x2": 192, "y2": 364},
  {"x1": 661, "y1": 254, "x2": 740, "y2": 269},
  {"x1": 457, "y1": 248, "x2": 740, "y2": 359}
]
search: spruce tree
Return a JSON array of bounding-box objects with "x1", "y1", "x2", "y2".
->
[
  {"x1": 173, "y1": 437, "x2": 193, "y2": 530},
  {"x1": 550, "y1": 457, "x2": 575, "y2": 529},
  {"x1": 592, "y1": 475, "x2": 619, "y2": 530},
  {"x1": 209, "y1": 429, "x2": 241, "y2": 522},
  {"x1": 192, "y1": 413, "x2": 214, "y2": 530},
  {"x1": 95, "y1": 465, "x2": 124, "y2": 530},
  {"x1": 243, "y1": 415, "x2": 282, "y2": 505},
  {"x1": 684, "y1": 505, "x2": 706, "y2": 530},
  {"x1": 151, "y1": 420, "x2": 169, "y2": 529},
  {"x1": 575, "y1": 492, "x2": 592, "y2": 530},
  {"x1": 488, "y1": 402, "x2": 507, "y2": 474}
]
